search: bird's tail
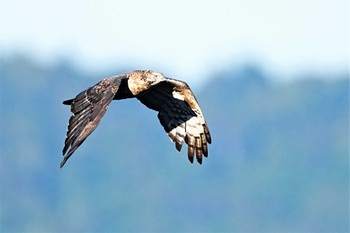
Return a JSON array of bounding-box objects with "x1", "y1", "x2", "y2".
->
[{"x1": 63, "y1": 99, "x2": 73, "y2": 105}]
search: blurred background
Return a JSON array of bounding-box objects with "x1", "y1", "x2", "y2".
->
[{"x1": 1, "y1": 0, "x2": 349, "y2": 232}]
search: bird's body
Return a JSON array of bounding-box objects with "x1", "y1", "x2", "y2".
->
[{"x1": 61, "y1": 70, "x2": 211, "y2": 168}]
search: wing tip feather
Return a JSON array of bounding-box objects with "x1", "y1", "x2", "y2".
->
[
  {"x1": 203, "y1": 124, "x2": 212, "y2": 144},
  {"x1": 188, "y1": 145, "x2": 195, "y2": 163},
  {"x1": 175, "y1": 142, "x2": 183, "y2": 152},
  {"x1": 60, "y1": 156, "x2": 69, "y2": 168}
]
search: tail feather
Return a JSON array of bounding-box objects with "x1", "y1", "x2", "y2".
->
[{"x1": 63, "y1": 99, "x2": 73, "y2": 105}]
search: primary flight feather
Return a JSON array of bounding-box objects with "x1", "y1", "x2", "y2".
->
[{"x1": 61, "y1": 70, "x2": 211, "y2": 168}]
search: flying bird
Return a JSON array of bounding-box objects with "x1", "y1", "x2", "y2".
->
[{"x1": 60, "y1": 70, "x2": 211, "y2": 168}]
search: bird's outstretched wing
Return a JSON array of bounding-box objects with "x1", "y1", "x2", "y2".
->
[
  {"x1": 60, "y1": 77, "x2": 123, "y2": 168},
  {"x1": 136, "y1": 79, "x2": 211, "y2": 164}
]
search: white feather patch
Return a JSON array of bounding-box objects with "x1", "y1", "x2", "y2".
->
[
  {"x1": 168, "y1": 117, "x2": 203, "y2": 146},
  {"x1": 168, "y1": 122, "x2": 187, "y2": 146},
  {"x1": 168, "y1": 128, "x2": 177, "y2": 142},
  {"x1": 185, "y1": 116, "x2": 202, "y2": 137},
  {"x1": 172, "y1": 90, "x2": 185, "y2": 101},
  {"x1": 175, "y1": 123, "x2": 186, "y2": 144}
]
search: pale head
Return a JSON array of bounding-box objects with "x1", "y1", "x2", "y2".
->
[{"x1": 127, "y1": 70, "x2": 166, "y2": 95}]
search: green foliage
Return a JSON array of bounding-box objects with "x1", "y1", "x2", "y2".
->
[{"x1": 1, "y1": 55, "x2": 349, "y2": 232}]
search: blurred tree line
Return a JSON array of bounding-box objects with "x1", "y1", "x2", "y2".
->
[{"x1": 0, "y1": 55, "x2": 349, "y2": 232}]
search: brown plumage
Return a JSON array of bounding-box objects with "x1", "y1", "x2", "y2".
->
[{"x1": 60, "y1": 70, "x2": 211, "y2": 168}]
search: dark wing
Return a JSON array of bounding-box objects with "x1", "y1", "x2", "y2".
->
[
  {"x1": 136, "y1": 79, "x2": 211, "y2": 164},
  {"x1": 60, "y1": 77, "x2": 123, "y2": 168}
]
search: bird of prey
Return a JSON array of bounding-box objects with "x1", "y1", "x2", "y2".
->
[{"x1": 60, "y1": 70, "x2": 211, "y2": 168}]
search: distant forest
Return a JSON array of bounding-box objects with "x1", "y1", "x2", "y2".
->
[{"x1": 1, "y1": 55, "x2": 349, "y2": 232}]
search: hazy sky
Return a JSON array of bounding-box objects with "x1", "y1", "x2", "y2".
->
[{"x1": 2, "y1": 0, "x2": 349, "y2": 82}]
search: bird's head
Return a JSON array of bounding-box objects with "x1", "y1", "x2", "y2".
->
[
  {"x1": 127, "y1": 70, "x2": 166, "y2": 95},
  {"x1": 145, "y1": 70, "x2": 165, "y2": 83}
]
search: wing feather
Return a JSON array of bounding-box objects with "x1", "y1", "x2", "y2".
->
[
  {"x1": 137, "y1": 79, "x2": 211, "y2": 164},
  {"x1": 61, "y1": 77, "x2": 123, "y2": 168}
]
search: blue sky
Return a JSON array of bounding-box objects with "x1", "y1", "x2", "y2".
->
[{"x1": 1, "y1": 0, "x2": 349, "y2": 83}]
